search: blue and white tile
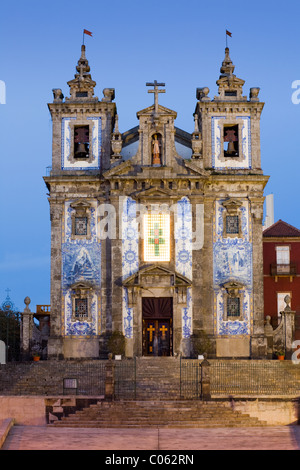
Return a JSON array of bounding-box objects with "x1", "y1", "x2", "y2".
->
[
  {"x1": 213, "y1": 199, "x2": 253, "y2": 336},
  {"x1": 121, "y1": 197, "x2": 139, "y2": 338},
  {"x1": 61, "y1": 200, "x2": 101, "y2": 336},
  {"x1": 175, "y1": 197, "x2": 193, "y2": 337}
]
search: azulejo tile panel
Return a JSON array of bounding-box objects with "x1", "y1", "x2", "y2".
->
[
  {"x1": 122, "y1": 197, "x2": 139, "y2": 339},
  {"x1": 175, "y1": 197, "x2": 193, "y2": 338},
  {"x1": 213, "y1": 199, "x2": 253, "y2": 336},
  {"x1": 61, "y1": 200, "x2": 101, "y2": 336}
]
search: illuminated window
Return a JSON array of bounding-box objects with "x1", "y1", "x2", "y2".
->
[{"x1": 144, "y1": 214, "x2": 170, "y2": 262}]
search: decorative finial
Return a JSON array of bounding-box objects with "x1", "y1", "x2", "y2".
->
[
  {"x1": 23, "y1": 296, "x2": 31, "y2": 314},
  {"x1": 196, "y1": 87, "x2": 210, "y2": 102},
  {"x1": 66, "y1": 43, "x2": 97, "y2": 101},
  {"x1": 220, "y1": 47, "x2": 235, "y2": 77},
  {"x1": 284, "y1": 295, "x2": 291, "y2": 311}
]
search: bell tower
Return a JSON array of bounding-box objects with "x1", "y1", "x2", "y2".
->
[
  {"x1": 194, "y1": 48, "x2": 269, "y2": 358},
  {"x1": 45, "y1": 44, "x2": 116, "y2": 359}
]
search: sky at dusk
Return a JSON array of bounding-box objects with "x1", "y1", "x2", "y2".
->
[{"x1": 1, "y1": 0, "x2": 300, "y2": 311}]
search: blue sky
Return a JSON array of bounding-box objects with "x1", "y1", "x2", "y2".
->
[{"x1": 1, "y1": 0, "x2": 300, "y2": 311}]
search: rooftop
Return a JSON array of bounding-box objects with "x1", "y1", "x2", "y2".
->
[{"x1": 263, "y1": 219, "x2": 300, "y2": 238}]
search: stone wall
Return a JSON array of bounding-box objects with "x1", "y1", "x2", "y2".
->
[
  {"x1": 234, "y1": 399, "x2": 299, "y2": 426},
  {"x1": 0, "y1": 397, "x2": 46, "y2": 425}
]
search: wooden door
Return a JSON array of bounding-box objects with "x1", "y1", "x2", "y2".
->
[{"x1": 143, "y1": 319, "x2": 172, "y2": 356}]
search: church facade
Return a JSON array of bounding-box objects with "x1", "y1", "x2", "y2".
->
[{"x1": 44, "y1": 45, "x2": 269, "y2": 359}]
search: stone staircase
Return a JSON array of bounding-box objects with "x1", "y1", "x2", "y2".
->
[
  {"x1": 135, "y1": 357, "x2": 181, "y2": 399},
  {"x1": 50, "y1": 399, "x2": 268, "y2": 428}
]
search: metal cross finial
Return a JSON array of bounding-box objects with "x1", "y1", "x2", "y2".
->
[
  {"x1": 146, "y1": 80, "x2": 165, "y2": 114},
  {"x1": 5, "y1": 288, "x2": 11, "y2": 297}
]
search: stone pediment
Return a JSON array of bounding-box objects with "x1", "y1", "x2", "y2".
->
[
  {"x1": 136, "y1": 104, "x2": 177, "y2": 118},
  {"x1": 184, "y1": 160, "x2": 210, "y2": 176},
  {"x1": 70, "y1": 281, "x2": 94, "y2": 291},
  {"x1": 103, "y1": 160, "x2": 133, "y2": 178},
  {"x1": 221, "y1": 197, "x2": 243, "y2": 214},
  {"x1": 133, "y1": 186, "x2": 175, "y2": 200},
  {"x1": 123, "y1": 265, "x2": 191, "y2": 288},
  {"x1": 123, "y1": 265, "x2": 191, "y2": 307},
  {"x1": 70, "y1": 199, "x2": 91, "y2": 210},
  {"x1": 215, "y1": 75, "x2": 247, "y2": 102}
]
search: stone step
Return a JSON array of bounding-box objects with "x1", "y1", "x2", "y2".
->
[{"x1": 51, "y1": 399, "x2": 268, "y2": 428}]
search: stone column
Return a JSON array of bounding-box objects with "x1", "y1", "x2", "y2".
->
[
  {"x1": 111, "y1": 195, "x2": 123, "y2": 334},
  {"x1": 250, "y1": 197, "x2": 267, "y2": 358},
  {"x1": 47, "y1": 199, "x2": 64, "y2": 359},
  {"x1": 280, "y1": 295, "x2": 296, "y2": 360},
  {"x1": 20, "y1": 297, "x2": 34, "y2": 360},
  {"x1": 264, "y1": 315, "x2": 274, "y2": 359}
]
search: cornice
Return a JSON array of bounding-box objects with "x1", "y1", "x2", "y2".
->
[{"x1": 48, "y1": 101, "x2": 116, "y2": 116}]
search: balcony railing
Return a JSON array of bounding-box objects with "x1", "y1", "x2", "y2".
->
[
  {"x1": 36, "y1": 305, "x2": 51, "y2": 315},
  {"x1": 270, "y1": 263, "x2": 297, "y2": 277}
]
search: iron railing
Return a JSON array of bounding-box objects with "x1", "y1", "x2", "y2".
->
[
  {"x1": 210, "y1": 361, "x2": 300, "y2": 396},
  {"x1": 180, "y1": 359, "x2": 202, "y2": 399},
  {"x1": 1, "y1": 359, "x2": 300, "y2": 398},
  {"x1": 270, "y1": 263, "x2": 297, "y2": 276},
  {"x1": 0, "y1": 310, "x2": 21, "y2": 362},
  {"x1": 114, "y1": 358, "x2": 136, "y2": 399}
]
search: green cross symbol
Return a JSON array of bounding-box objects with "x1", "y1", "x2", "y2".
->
[{"x1": 149, "y1": 222, "x2": 165, "y2": 256}]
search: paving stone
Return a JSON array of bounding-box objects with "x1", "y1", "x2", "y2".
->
[{"x1": 2, "y1": 425, "x2": 300, "y2": 450}]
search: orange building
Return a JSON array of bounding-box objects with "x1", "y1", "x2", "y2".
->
[{"x1": 263, "y1": 220, "x2": 300, "y2": 340}]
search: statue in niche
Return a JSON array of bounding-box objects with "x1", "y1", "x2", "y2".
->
[{"x1": 152, "y1": 134, "x2": 161, "y2": 165}]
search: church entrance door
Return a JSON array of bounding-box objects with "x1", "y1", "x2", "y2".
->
[{"x1": 142, "y1": 298, "x2": 173, "y2": 356}]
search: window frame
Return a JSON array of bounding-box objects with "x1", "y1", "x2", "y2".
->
[
  {"x1": 70, "y1": 201, "x2": 92, "y2": 240},
  {"x1": 222, "y1": 281, "x2": 244, "y2": 322},
  {"x1": 71, "y1": 282, "x2": 94, "y2": 323}
]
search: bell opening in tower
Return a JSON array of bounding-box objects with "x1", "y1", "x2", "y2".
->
[
  {"x1": 74, "y1": 125, "x2": 90, "y2": 158},
  {"x1": 223, "y1": 124, "x2": 239, "y2": 157}
]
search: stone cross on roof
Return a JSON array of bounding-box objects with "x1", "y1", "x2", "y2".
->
[{"x1": 146, "y1": 80, "x2": 165, "y2": 114}]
